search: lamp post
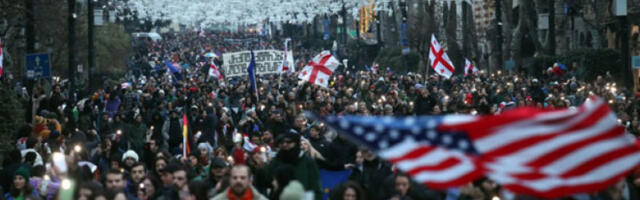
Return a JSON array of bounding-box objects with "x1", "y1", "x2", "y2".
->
[
  {"x1": 88, "y1": 0, "x2": 95, "y2": 91},
  {"x1": 68, "y1": 0, "x2": 76, "y2": 96},
  {"x1": 495, "y1": 0, "x2": 503, "y2": 71}
]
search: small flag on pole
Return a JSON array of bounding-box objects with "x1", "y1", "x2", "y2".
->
[
  {"x1": 247, "y1": 49, "x2": 258, "y2": 98},
  {"x1": 182, "y1": 114, "x2": 190, "y2": 157},
  {"x1": 464, "y1": 58, "x2": 478, "y2": 76}
]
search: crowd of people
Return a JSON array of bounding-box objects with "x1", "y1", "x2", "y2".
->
[{"x1": 2, "y1": 30, "x2": 640, "y2": 200}]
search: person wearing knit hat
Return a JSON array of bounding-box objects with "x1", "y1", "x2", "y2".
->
[
  {"x1": 5, "y1": 166, "x2": 37, "y2": 200},
  {"x1": 122, "y1": 150, "x2": 139, "y2": 169},
  {"x1": 279, "y1": 180, "x2": 305, "y2": 200},
  {"x1": 269, "y1": 131, "x2": 322, "y2": 199}
]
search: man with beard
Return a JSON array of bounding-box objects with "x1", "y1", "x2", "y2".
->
[
  {"x1": 267, "y1": 132, "x2": 322, "y2": 200},
  {"x1": 212, "y1": 165, "x2": 268, "y2": 200}
]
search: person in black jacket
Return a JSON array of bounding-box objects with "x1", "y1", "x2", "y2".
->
[
  {"x1": 414, "y1": 89, "x2": 436, "y2": 115},
  {"x1": 348, "y1": 149, "x2": 393, "y2": 200}
]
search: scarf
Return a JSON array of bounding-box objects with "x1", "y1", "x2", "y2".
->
[{"x1": 227, "y1": 187, "x2": 254, "y2": 200}]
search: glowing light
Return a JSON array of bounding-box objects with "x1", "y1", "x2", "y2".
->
[
  {"x1": 44, "y1": 175, "x2": 50, "y2": 181},
  {"x1": 260, "y1": 146, "x2": 266, "y2": 153},
  {"x1": 117, "y1": 130, "x2": 122, "y2": 135},
  {"x1": 52, "y1": 152, "x2": 64, "y2": 163},
  {"x1": 491, "y1": 196, "x2": 501, "y2": 200},
  {"x1": 61, "y1": 179, "x2": 71, "y2": 190},
  {"x1": 74, "y1": 145, "x2": 82, "y2": 153}
]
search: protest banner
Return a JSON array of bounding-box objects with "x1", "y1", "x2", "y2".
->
[{"x1": 222, "y1": 50, "x2": 293, "y2": 78}]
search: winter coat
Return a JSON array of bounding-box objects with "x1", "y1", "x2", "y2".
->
[
  {"x1": 211, "y1": 186, "x2": 268, "y2": 200},
  {"x1": 267, "y1": 152, "x2": 322, "y2": 200}
]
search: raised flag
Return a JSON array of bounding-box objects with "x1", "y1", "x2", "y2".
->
[
  {"x1": 247, "y1": 50, "x2": 258, "y2": 96},
  {"x1": 279, "y1": 38, "x2": 293, "y2": 73},
  {"x1": 320, "y1": 169, "x2": 352, "y2": 200},
  {"x1": 464, "y1": 58, "x2": 478, "y2": 76},
  {"x1": 0, "y1": 37, "x2": 3, "y2": 78},
  {"x1": 298, "y1": 51, "x2": 340, "y2": 88},
  {"x1": 208, "y1": 62, "x2": 223, "y2": 80},
  {"x1": 371, "y1": 63, "x2": 378, "y2": 75},
  {"x1": 316, "y1": 96, "x2": 640, "y2": 198},
  {"x1": 429, "y1": 35, "x2": 455, "y2": 79},
  {"x1": 553, "y1": 62, "x2": 567, "y2": 77},
  {"x1": 182, "y1": 114, "x2": 190, "y2": 157},
  {"x1": 165, "y1": 59, "x2": 180, "y2": 73},
  {"x1": 312, "y1": 113, "x2": 483, "y2": 189},
  {"x1": 441, "y1": 97, "x2": 640, "y2": 197}
]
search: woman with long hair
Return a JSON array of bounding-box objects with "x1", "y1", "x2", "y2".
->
[
  {"x1": 4, "y1": 167, "x2": 38, "y2": 200},
  {"x1": 329, "y1": 181, "x2": 366, "y2": 200}
]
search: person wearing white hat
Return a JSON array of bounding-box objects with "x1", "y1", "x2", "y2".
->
[{"x1": 122, "y1": 150, "x2": 139, "y2": 170}]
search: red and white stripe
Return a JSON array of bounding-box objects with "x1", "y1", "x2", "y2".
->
[
  {"x1": 379, "y1": 138, "x2": 483, "y2": 189},
  {"x1": 443, "y1": 97, "x2": 640, "y2": 197}
]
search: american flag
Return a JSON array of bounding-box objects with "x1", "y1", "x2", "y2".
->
[
  {"x1": 315, "y1": 114, "x2": 483, "y2": 189},
  {"x1": 315, "y1": 97, "x2": 640, "y2": 198}
]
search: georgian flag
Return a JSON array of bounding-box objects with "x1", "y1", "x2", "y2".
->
[
  {"x1": 208, "y1": 62, "x2": 223, "y2": 80},
  {"x1": 464, "y1": 58, "x2": 478, "y2": 76},
  {"x1": 428, "y1": 35, "x2": 455, "y2": 79},
  {"x1": 279, "y1": 38, "x2": 293, "y2": 73},
  {"x1": 298, "y1": 51, "x2": 340, "y2": 88}
]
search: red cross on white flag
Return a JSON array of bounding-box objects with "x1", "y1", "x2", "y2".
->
[
  {"x1": 428, "y1": 35, "x2": 454, "y2": 79},
  {"x1": 209, "y1": 62, "x2": 223, "y2": 80},
  {"x1": 464, "y1": 58, "x2": 478, "y2": 76},
  {"x1": 279, "y1": 38, "x2": 293, "y2": 74},
  {"x1": 298, "y1": 51, "x2": 340, "y2": 88}
]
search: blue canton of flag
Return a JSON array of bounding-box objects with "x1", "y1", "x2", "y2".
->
[
  {"x1": 309, "y1": 113, "x2": 483, "y2": 189},
  {"x1": 317, "y1": 115, "x2": 478, "y2": 154}
]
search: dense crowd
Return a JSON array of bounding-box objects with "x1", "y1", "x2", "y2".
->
[{"x1": 3, "y1": 31, "x2": 640, "y2": 200}]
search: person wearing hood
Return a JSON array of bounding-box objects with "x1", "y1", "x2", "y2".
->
[
  {"x1": 127, "y1": 113, "x2": 148, "y2": 155},
  {"x1": 266, "y1": 132, "x2": 322, "y2": 200}
]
